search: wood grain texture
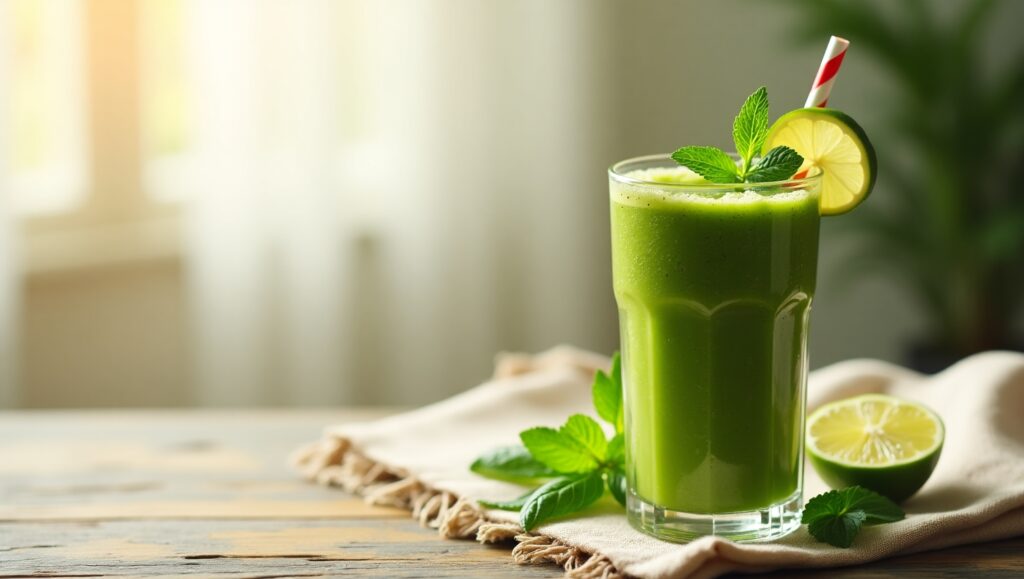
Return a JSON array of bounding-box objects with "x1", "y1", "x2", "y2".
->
[
  {"x1": 1, "y1": 410, "x2": 1021, "y2": 578},
  {"x1": 0, "y1": 519, "x2": 562, "y2": 577}
]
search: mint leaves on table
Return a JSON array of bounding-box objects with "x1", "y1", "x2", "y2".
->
[
  {"x1": 802, "y1": 486, "x2": 906, "y2": 548},
  {"x1": 471, "y1": 352, "x2": 626, "y2": 531},
  {"x1": 671, "y1": 86, "x2": 803, "y2": 184}
]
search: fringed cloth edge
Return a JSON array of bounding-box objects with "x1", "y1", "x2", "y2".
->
[{"x1": 291, "y1": 435, "x2": 624, "y2": 579}]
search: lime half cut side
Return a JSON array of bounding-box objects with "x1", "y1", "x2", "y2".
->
[
  {"x1": 764, "y1": 108, "x2": 877, "y2": 215},
  {"x1": 807, "y1": 394, "x2": 944, "y2": 503}
]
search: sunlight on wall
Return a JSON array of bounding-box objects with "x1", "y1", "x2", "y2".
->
[{"x1": 5, "y1": 0, "x2": 86, "y2": 215}]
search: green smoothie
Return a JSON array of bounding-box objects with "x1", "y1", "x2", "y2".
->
[{"x1": 610, "y1": 164, "x2": 820, "y2": 514}]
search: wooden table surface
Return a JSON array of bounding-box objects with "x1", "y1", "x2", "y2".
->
[{"x1": 2, "y1": 410, "x2": 1022, "y2": 578}]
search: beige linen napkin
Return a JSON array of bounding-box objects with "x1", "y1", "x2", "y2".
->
[{"x1": 293, "y1": 346, "x2": 1024, "y2": 578}]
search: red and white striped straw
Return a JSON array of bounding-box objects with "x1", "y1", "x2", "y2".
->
[
  {"x1": 791, "y1": 36, "x2": 850, "y2": 180},
  {"x1": 804, "y1": 36, "x2": 849, "y2": 108}
]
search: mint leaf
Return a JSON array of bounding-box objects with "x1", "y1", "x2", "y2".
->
[
  {"x1": 520, "y1": 471, "x2": 605, "y2": 530},
  {"x1": 605, "y1": 434, "x2": 627, "y2": 507},
  {"x1": 560, "y1": 414, "x2": 608, "y2": 462},
  {"x1": 605, "y1": 467, "x2": 627, "y2": 507},
  {"x1": 592, "y1": 369, "x2": 619, "y2": 428},
  {"x1": 671, "y1": 146, "x2": 740, "y2": 184},
  {"x1": 844, "y1": 488, "x2": 906, "y2": 524},
  {"x1": 744, "y1": 146, "x2": 804, "y2": 183},
  {"x1": 470, "y1": 445, "x2": 558, "y2": 482},
  {"x1": 733, "y1": 86, "x2": 769, "y2": 173},
  {"x1": 593, "y1": 358, "x2": 622, "y2": 430},
  {"x1": 592, "y1": 353, "x2": 623, "y2": 434},
  {"x1": 479, "y1": 489, "x2": 534, "y2": 512},
  {"x1": 520, "y1": 427, "x2": 599, "y2": 474},
  {"x1": 606, "y1": 352, "x2": 622, "y2": 428},
  {"x1": 802, "y1": 487, "x2": 905, "y2": 548},
  {"x1": 607, "y1": 433, "x2": 625, "y2": 469},
  {"x1": 808, "y1": 508, "x2": 867, "y2": 548}
]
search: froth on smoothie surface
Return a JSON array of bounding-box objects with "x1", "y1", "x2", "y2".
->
[{"x1": 613, "y1": 167, "x2": 811, "y2": 207}]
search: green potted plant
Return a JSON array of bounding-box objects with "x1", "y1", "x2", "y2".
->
[{"x1": 777, "y1": 0, "x2": 1024, "y2": 370}]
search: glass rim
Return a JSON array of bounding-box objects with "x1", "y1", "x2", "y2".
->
[{"x1": 608, "y1": 153, "x2": 823, "y2": 191}]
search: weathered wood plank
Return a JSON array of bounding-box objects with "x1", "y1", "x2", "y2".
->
[
  {"x1": 0, "y1": 409, "x2": 407, "y2": 521},
  {"x1": 0, "y1": 519, "x2": 563, "y2": 578},
  {"x1": 0, "y1": 499, "x2": 407, "y2": 521},
  {"x1": 3, "y1": 520, "x2": 1022, "y2": 578}
]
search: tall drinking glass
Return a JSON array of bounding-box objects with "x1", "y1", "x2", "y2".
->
[{"x1": 609, "y1": 155, "x2": 823, "y2": 542}]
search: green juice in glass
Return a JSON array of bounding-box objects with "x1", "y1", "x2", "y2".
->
[{"x1": 609, "y1": 156, "x2": 822, "y2": 542}]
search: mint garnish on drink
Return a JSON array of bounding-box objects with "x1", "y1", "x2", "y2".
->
[
  {"x1": 470, "y1": 353, "x2": 626, "y2": 530},
  {"x1": 801, "y1": 486, "x2": 905, "y2": 548},
  {"x1": 672, "y1": 87, "x2": 803, "y2": 183}
]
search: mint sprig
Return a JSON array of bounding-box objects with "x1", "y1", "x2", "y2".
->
[
  {"x1": 471, "y1": 352, "x2": 627, "y2": 530},
  {"x1": 802, "y1": 486, "x2": 906, "y2": 548},
  {"x1": 672, "y1": 87, "x2": 803, "y2": 184}
]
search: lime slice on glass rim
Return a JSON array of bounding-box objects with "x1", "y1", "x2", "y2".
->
[
  {"x1": 807, "y1": 394, "x2": 944, "y2": 503},
  {"x1": 764, "y1": 108, "x2": 877, "y2": 215}
]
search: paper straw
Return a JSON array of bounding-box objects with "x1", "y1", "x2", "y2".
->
[
  {"x1": 804, "y1": 36, "x2": 849, "y2": 108},
  {"x1": 791, "y1": 36, "x2": 850, "y2": 179}
]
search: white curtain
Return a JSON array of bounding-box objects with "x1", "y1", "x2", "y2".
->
[
  {"x1": 0, "y1": 11, "x2": 18, "y2": 408},
  {"x1": 0, "y1": 221, "x2": 14, "y2": 409},
  {"x1": 183, "y1": 0, "x2": 617, "y2": 406}
]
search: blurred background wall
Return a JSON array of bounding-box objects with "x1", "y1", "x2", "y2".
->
[{"x1": 1, "y1": 0, "x2": 1022, "y2": 408}]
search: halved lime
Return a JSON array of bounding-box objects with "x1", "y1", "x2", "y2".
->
[
  {"x1": 807, "y1": 394, "x2": 944, "y2": 502},
  {"x1": 764, "y1": 108, "x2": 877, "y2": 215}
]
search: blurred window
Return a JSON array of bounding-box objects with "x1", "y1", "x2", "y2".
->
[
  {"x1": 4, "y1": 0, "x2": 184, "y2": 273},
  {"x1": 3, "y1": 0, "x2": 380, "y2": 271},
  {"x1": 4, "y1": 0, "x2": 87, "y2": 216},
  {"x1": 3, "y1": 0, "x2": 193, "y2": 211},
  {"x1": 140, "y1": 0, "x2": 193, "y2": 202}
]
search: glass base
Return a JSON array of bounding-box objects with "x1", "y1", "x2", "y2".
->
[{"x1": 627, "y1": 489, "x2": 802, "y2": 543}]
